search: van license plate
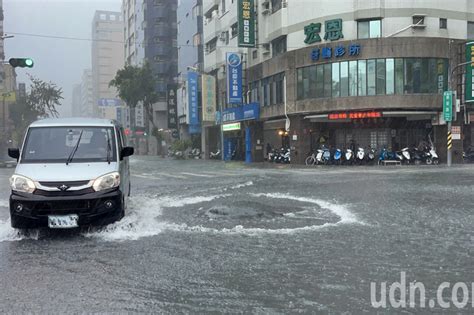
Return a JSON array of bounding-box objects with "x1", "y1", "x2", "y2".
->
[{"x1": 48, "y1": 215, "x2": 79, "y2": 228}]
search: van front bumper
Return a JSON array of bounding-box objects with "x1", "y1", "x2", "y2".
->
[{"x1": 9, "y1": 188, "x2": 123, "y2": 228}]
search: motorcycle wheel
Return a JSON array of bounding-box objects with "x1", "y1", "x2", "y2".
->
[
  {"x1": 425, "y1": 157, "x2": 433, "y2": 165},
  {"x1": 434, "y1": 159, "x2": 439, "y2": 165},
  {"x1": 305, "y1": 156, "x2": 315, "y2": 166}
]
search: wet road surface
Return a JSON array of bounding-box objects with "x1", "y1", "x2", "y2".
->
[{"x1": 0, "y1": 157, "x2": 473, "y2": 313}]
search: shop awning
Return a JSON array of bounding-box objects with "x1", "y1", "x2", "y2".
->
[{"x1": 263, "y1": 118, "x2": 287, "y2": 129}]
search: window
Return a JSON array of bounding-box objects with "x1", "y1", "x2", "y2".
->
[
  {"x1": 386, "y1": 58, "x2": 394, "y2": 95},
  {"x1": 367, "y1": 59, "x2": 376, "y2": 96},
  {"x1": 439, "y1": 18, "x2": 447, "y2": 29},
  {"x1": 324, "y1": 63, "x2": 332, "y2": 97},
  {"x1": 376, "y1": 59, "x2": 386, "y2": 95},
  {"x1": 193, "y1": 33, "x2": 201, "y2": 46},
  {"x1": 395, "y1": 58, "x2": 404, "y2": 94},
  {"x1": 309, "y1": 65, "x2": 317, "y2": 98},
  {"x1": 332, "y1": 63, "x2": 340, "y2": 97},
  {"x1": 252, "y1": 50, "x2": 258, "y2": 59},
  {"x1": 205, "y1": 37, "x2": 217, "y2": 53},
  {"x1": 296, "y1": 58, "x2": 448, "y2": 100},
  {"x1": 272, "y1": 36, "x2": 287, "y2": 57},
  {"x1": 358, "y1": 19, "x2": 382, "y2": 39},
  {"x1": 297, "y1": 68, "x2": 303, "y2": 100},
  {"x1": 349, "y1": 61, "x2": 357, "y2": 96},
  {"x1": 358, "y1": 60, "x2": 367, "y2": 96},
  {"x1": 221, "y1": 0, "x2": 226, "y2": 14},
  {"x1": 316, "y1": 65, "x2": 324, "y2": 97},
  {"x1": 271, "y1": 0, "x2": 282, "y2": 13},
  {"x1": 231, "y1": 23, "x2": 238, "y2": 38},
  {"x1": 468, "y1": 22, "x2": 474, "y2": 40}
]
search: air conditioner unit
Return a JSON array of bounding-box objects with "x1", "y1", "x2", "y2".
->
[
  {"x1": 219, "y1": 31, "x2": 228, "y2": 42},
  {"x1": 262, "y1": 8, "x2": 271, "y2": 15},
  {"x1": 261, "y1": 0, "x2": 270, "y2": 7},
  {"x1": 412, "y1": 14, "x2": 427, "y2": 28},
  {"x1": 211, "y1": 10, "x2": 219, "y2": 18},
  {"x1": 262, "y1": 43, "x2": 270, "y2": 54},
  {"x1": 282, "y1": 0, "x2": 288, "y2": 8}
]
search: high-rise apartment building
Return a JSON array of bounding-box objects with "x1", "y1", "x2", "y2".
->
[{"x1": 91, "y1": 10, "x2": 124, "y2": 117}]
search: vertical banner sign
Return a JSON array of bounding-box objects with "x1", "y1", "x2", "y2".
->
[
  {"x1": 465, "y1": 42, "x2": 474, "y2": 103},
  {"x1": 187, "y1": 71, "x2": 201, "y2": 134},
  {"x1": 226, "y1": 52, "x2": 243, "y2": 104},
  {"x1": 443, "y1": 91, "x2": 453, "y2": 122},
  {"x1": 238, "y1": 0, "x2": 255, "y2": 47},
  {"x1": 201, "y1": 74, "x2": 216, "y2": 122},
  {"x1": 167, "y1": 85, "x2": 178, "y2": 129}
]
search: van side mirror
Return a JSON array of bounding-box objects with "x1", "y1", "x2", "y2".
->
[
  {"x1": 120, "y1": 146, "x2": 134, "y2": 160},
  {"x1": 8, "y1": 148, "x2": 19, "y2": 161}
]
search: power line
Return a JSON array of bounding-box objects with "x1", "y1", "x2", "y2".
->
[{"x1": 5, "y1": 31, "x2": 456, "y2": 50}]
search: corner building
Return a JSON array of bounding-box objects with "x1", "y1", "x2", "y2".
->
[{"x1": 203, "y1": 0, "x2": 474, "y2": 163}]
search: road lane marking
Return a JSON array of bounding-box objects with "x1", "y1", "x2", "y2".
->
[
  {"x1": 180, "y1": 172, "x2": 214, "y2": 178},
  {"x1": 155, "y1": 172, "x2": 188, "y2": 179}
]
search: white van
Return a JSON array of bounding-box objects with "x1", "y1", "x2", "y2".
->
[{"x1": 7, "y1": 118, "x2": 134, "y2": 229}]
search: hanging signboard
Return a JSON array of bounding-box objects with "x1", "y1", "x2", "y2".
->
[
  {"x1": 226, "y1": 52, "x2": 243, "y2": 105},
  {"x1": 237, "y1": 0, "x2": 255, "y2": 47}
]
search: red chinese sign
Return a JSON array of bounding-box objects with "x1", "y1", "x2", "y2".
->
[{"x1": 328, "y1": 111, "x2": 382, "y2": 120}]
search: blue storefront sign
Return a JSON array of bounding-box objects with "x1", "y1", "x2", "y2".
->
[
  {"x1": 187, "y1": 71, "x2": 201, "y2": 134},
  {"x1": 222, "y1": 102, "x2": 260, "y2": 123},
  {"x1": 98, "y1": 98, "x2": 122, "y2": 107},
  {"x1": 226, "y1": 52, "x2": 243, "y2": 104}
]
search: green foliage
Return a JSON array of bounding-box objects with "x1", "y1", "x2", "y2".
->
[
  {"x1": 27, "y1": 75, "x2": 63, "y2": 118},
  {"x1": 170, "y1": 139, "x2": 192, "y2": 152},
  {"x1": 9, "y1": 76, "x2": 63, "y2": 143},
  {"x1": 110, "y1": 62, "x2": 159, "y2": 128},
  {"x1": 151, "y1": 127, "x2": 164, "y2": 141}
]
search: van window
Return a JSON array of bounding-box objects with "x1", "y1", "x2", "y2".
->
[{"x1": 21, "y1": 126, "x2": 117, "y2": 163}]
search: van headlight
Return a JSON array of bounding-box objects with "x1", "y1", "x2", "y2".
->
[
  {"x1": 9, "y1": 174, "x2": 36, "y2": 193},
  {"x1": 92, "y1": 172, "x2": 120, "y2": 192}
]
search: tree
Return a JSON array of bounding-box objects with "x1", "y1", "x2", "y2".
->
[
  {"x1": 110, "y1": 62, "x2": 159, "y2": 130},
  {"x1": 9, "y1": 75, "x2": 63, "y2": 143},
  {"x1": 110, "y1": 62, "x2": 161, "y2": 153}
]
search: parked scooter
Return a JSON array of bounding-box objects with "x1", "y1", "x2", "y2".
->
[
  {"x1": 463, "y1": 147, "x2": 474, "y2": 163},
  {"x1": 210, "y1": 149, "x2": 221, "y2": 160},
  {"x1": 399, "y1": 147, "x2": 411, "y2": 164},
  {"x1": 356, "y1": 147, "x2": 365, "y2": 165},
  {"x1": 188, "y1": 148, "x2": 201, "y2": 159},
  {"x1": 423, "y1": 145, "x2": 439, "y2": 165},
  {"x1": 344, "y1": 148, "x2": 354, "y2": 165},
  {"x1": 280, "y1": 147, "x2": 291, "y2": 164},
  {"x1": 366, "y1": 146, "x2": 377, "y2": 164},
  {"x1": 409, "y1": 147, "x2": 423, "y2": 165},
  {"x1": 333, "y1": 148, "x2": 342, "y2": 165}
]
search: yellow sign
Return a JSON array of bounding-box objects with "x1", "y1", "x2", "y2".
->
[
  {"x1": 1, "y1": 91, "x2": 16, "y2": 102},
  {"x1": 201, "y1": 74, "x2": 216, "y2": 122}
]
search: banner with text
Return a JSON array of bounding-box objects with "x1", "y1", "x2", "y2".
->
[
  {"x1": 466, "y1": 42, "x2": 474, "y2": 103},
  {"x1": 187, "y1": 71, "x2": 201, "y2": 134},
  {"x1": 167, "y1": 84, "x2": 178, "y2": 129},
  {"x1": 226, "y1": 52, "x2": 243, "y2": 105},
  {"x1": 201, "y1": 74, "x2": 216, "y2": 122},
  {"x1": 238, "y1": 0, "x2": 255, "y2": 47}
]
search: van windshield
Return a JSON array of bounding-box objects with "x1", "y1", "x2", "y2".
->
[{"x1": 21, "y1": 127, "x2": 117, "y2": 163}]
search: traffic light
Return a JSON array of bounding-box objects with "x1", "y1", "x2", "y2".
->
[{"x1": 8, "y1": 58, "x2": 34, "y2": 68}]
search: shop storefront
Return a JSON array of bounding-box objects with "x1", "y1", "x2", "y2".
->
[{"x1": 221, "y1": 103, "x2": 260, "y2": 162}]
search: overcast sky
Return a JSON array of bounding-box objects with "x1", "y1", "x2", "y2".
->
[{"x1": 4, "y1": 0, "x2": 122, "y2": 116}]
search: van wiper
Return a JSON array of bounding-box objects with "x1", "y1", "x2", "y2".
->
[
  {"x1": 106, "y1": 131, "x2": 111, "y2": 164},
  {"x1": 66, "y1": 130, "x2": 83, "y2": 165}
]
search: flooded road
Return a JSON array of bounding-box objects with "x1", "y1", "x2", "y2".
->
[{"x1": 0, "y1": 157, "x2": 473, "y2": 313}]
